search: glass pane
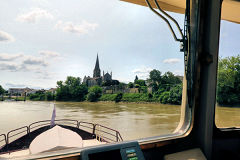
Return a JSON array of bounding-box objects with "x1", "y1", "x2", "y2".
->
[
  {"x1": 0, "y1": 0, "x2": 186, "y2": 153},
  {"x1": 215, "y1": 19, "x2": 240, "y2": 128}
]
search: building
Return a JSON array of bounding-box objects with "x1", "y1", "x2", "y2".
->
[
  {"x1": 83, "y1": 54, "x2": 119, "y2": 87},
  {"x1": 8, "y1": 87, "x2": 33, "y2": 96}
]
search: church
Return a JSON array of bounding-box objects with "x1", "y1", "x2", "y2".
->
[{"x1": 83, "y1": 55, "x2": 119, "y2": 87}]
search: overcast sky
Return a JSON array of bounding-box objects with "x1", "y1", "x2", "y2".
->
[{"x1": 0, "y1": 0, "x2": 239, "y2": 89}]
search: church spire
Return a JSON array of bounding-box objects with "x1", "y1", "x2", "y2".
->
[{"x1": 93, "y1": 54, "x2": 101, "y2": 78}]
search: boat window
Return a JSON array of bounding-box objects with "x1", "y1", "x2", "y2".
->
[
  {"x1": 215, "y1": 13, "x2": 240, "y2": 128},
  {"x1": 0, "y1": 0, "x2": 187, "y2": 153}
]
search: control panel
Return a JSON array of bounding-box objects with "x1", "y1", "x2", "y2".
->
[{"x1": 80, "y1": 141, "x2": 145, "y2": 160}]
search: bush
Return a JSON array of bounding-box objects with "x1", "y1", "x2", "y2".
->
[
  {"x1": 46, "y1": 92, "x2": 54, "y2": 101},
  {"x1": 87, "y1": 92, "x2": 97, "y2": 102},
  {"x1": 115, "y1": 93, "x2": 123, "y2": 102},
  {"x1": 29, "y1": 92, "x2": 46, "y2": 101},
  {"x1": 159, "y1": 91, "x2": 170, "y2": 104},
  {"x1": 99, "y1": 94, "x2": 117, "y2": 101},
  {"x1": 128, "y1": 82, "x2": 134, "y2": 88},
  {"x1": 168, "y1": 84, "x2": 182, "y2": 105},
  {"x1": 148, "y1": 93, "x2": 153, "y2": 98},
  {"x1": 87, "y1": 86, "x2": 102, "y2": 102}
]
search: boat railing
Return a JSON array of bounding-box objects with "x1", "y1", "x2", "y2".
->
[
  {"x1": 0, "y1": 134, "x2": 6, "y2": 149},
  {"x1": 55, "y1": 119, "x2": 78, "y2": 128},
  {"x1": 29, "y1": 120, "x2": 51, "y2": 132},
  {"x1": 29, "y1": 119, "x2": 79, "y2": 132},
  {"x1": 7, "y1": 126, "x2": 29, "y2": 144},
  {"x1": 94, "y1": 124, "x2": 123, "y2": 142},
  {"x1": 78, "y1": 121, "x2": 95, "y2": 134},
  {"x1": 0, "y1": 119, "x2": 123, "y2": 152}
]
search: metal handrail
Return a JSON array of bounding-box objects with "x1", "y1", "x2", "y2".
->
[
  {"x1": 153, "y1": 0, "x2": 183, "y2": 39},
  {"x1": 145, "y1": 0, "x2": 183, "y2": 42},
  {"x1": 95, "y1": 124, "x2": 123, "y2": 142},
  {"x1": 29, "y1": 119, "x2": 79, "y2": 132},
  {"x1": 1, "y1": 119, "x2": 123, "y2": 150},
  {"x1": 78, "y1": 122, "x2": 95, "y2": 132},
  {"x1": 0, "y1": 134, "x2": 7, "y2": 148},
  {"x1": 7, "y1": 126, "x2": 29, "y2": 144}
]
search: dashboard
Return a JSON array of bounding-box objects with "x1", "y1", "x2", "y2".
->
[{"x1": 80, "y1": 141, "x2": 145, "y2": 160}]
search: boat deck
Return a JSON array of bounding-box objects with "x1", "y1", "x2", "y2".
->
[{"x1": 0, "y1": 139, "x2": 106, "y2": 159}]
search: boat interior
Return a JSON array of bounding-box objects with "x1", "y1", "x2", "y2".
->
[{"x1": 1, "y1": 0, "x2": 240, "y2": 159}]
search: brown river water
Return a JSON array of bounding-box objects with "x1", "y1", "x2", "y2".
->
[{"x1": 0, "y1": 101, "x2": 239, "y2": 141}]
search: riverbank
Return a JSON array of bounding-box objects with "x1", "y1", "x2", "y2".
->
[{"x1": 9, "y1": 92, "x2": 180, "y2": 105}]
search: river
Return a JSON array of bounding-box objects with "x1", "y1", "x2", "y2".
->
[{"x1": 0, "y1": 101, "x2": 239, "y2": 141}]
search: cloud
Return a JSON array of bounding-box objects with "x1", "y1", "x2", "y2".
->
[
  {"x1": 34, "y1": 70, "x2": 55, "y2": 79},
  {"x1": 4, "y1": 83, "x2": 43, "y2": 90},
  {"x1": 5, "y1": 83, "x2": 27, "y2": 88},
  {"x1": 39, "y1": 50, "x2": 60, "y2": 57},
  {"x1": 0, "y1": 53, "x2": 23, "y2": 61},
  {"x1": 23, "y1": 56, "x2": 48, "y2": 66},
  {"x1": 55, "y1": 20, "x2": 98, "y2": 35},
  {"x1": 16, "y1": 8, "x2": 53, "y2": 23},
  {"x1": 132, "y1": 66, "x2": 153, "y2": 79},
  {"x1": 0, "y1": 30, "x2": 15, "y2": 42},
  {"x1": 163, "y1": 58, "x2": 181, "y2": 64},
  {"x1": 0, "y1": 63, "x2": 26, "y2": 72}
]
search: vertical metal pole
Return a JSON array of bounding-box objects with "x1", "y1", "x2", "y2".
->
[
  {"x1": 93, "y1": 124, "x2": 96, "y2": 135},
  {"x1": 24, "y1": 92, "x2": 26, "y2": 101}
]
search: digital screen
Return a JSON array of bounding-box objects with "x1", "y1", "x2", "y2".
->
[{"x1": 88, "y1": 149, "x2": 122, "y2": 160}]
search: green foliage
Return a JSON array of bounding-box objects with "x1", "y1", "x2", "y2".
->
[
  {"x1": 87, "y1": 92, "x2": 97, "y2": 102},
  {"x1": 138, "y1": 86, "x2": 147, "y2": 93},
  {"x1": 46, "y1": 92, "x2": 54, "y2": 101},
  {"x1": 99, "y1": 94, "x2": 117, "y2": 101},
  {"x1": 56, "y1": 76, "x2": 88, "y2": 101},
  {"x1": 87, "y1": 86, "x2": 102, "y2": 102},
  {"x1": 115, "y1": 93, "x2": 123, "y2": 102},
  {"x1": 134, "y1": 75, "x2": 139, "y2": 83},
  {"x1": 148, "y1": 93, "x2": 153, "y2": 99},
  {"x1": 168, "y1": 84, "x2": 182, "y2": 104},
  {"x1": 128, "y1": 82, "x2": 134, "y2": 88},
  {"x1": 29, "y1": 92, "x2": 46, "y2": 101},
  {"x1": 121, "y1": 93, "x2": 156, "y2": 102},
  {"x1": 118, "y1": 82, "x2": 126, "y2": 90},
  {"x1": 135, "y1": 84, "x2": 140, "y2": 88},
  {"x1": 162, "y1": 72, "x2": 182, "y2": 86},
  {"x1": 149, "y1": 69, "x2": 162, "y2": 84},
  {"x1": 0, "y1": 85, "x2": 5, "y2": 95},
  {"x1": 159, "y1": 91, "x2": 170, "y2": 104},
  {"x1": 135, "y1": 80, "x2": 146, "y2": 86},
  {"x1": 102, "y1": 80, "x2": 119, "y2": 86},
  {"x1": 217, "y1": 55, "x2": 240, "y2": 105}
]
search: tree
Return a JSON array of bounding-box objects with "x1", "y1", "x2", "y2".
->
[
  {"x1": 149, "y1": 69, "x2": 162, "y2": 85},
  {"x1": 119, "y1": 82, "x2": 126, "y2": 90},
  {"x1": 56, "y1": 76, "x2": 87, "y2": 101},
  {"x1": 134, "y1": 75, "x2": 139, "y2": 83},
  {"x1": 87, "y1": 86, "x2": 102, "y2": 102},
  {"x1": 162, "y1": 72, "x2": 181, "y2": 86},
  {"x1": 115, "y1": 93, "x2": 123, "y2": 102},
  {"x1": 46, "y1": 92, "x2": 54, "y2": 101},
  {"x1": 128, "y1": 82, "x2": 134, "y2": 88},
  {"x1": 0, "y1": 85, "x2": 5, "y2": 95},
  {"x1": 168, "y1": 84, "x2": 182, "y2": 104},
  {"x1": 217, "y1": 55, "x2": 240, "y2": 105},
  {"x1": 135, "y1": 80, "x2": 146, "y2": 86}
]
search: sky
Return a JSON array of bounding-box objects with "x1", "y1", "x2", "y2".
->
[{"x1": 0, "y1": 0, "x2": 239, "y2": 89}]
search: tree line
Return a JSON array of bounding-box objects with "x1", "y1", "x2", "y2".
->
[
  {"x1": 1, "y1": 55, "x2": 239, "y2": 106},
  {"x1": 50, "y1": 69, "x2": 183, "y2": 104}
]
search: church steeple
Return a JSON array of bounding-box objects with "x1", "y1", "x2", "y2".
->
[{"x1": 93, "y1": 54, "x2": 101, "y2": 78}]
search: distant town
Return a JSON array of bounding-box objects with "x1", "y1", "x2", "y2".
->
[{"x1": 0, "y1": 55, "x2": 184, "y2": 104}]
